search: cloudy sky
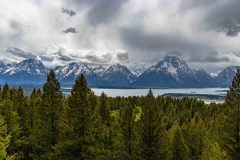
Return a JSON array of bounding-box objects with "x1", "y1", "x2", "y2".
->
[{"x1": 0, "y1": 0, "x2": 240, "y2": 72}]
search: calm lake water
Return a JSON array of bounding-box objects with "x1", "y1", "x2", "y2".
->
[
  {"x1": 6, "y1": 84, "x2": 228, "y2": 104},
  {"x1": 64, "y1": 87, "x2": 228, "y2": 104}
]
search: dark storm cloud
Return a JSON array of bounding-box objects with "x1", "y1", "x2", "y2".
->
[
  {"x1": 163, "y1": 51, "x2": 229, "y2": 63},
  {"x1": 203, "y1": 0, "x2": 240, "y2": 36},
  {"x1": 61, "y1": 8, "x2": 76, "y2": 16},
  {"x1": 164, "y1": 51, "x2": 183, "y2": 57},
  {"x1": 7, "y1": 47, "x2": 37, "y2": 59},
  {"x1": 119, "y1": 27, "x2": 223, "y2": 62},
  {"x1": 116, "y1": 52, "x2": 129, "y2": 62},
  {"x1": 187, "y1": 54, "x2": 230, "y2": 63},
  {"x1": 63, "y1": 27, "x2": 77, "y2": 33},
  {"x1": 74, "y1": 0, "x2": 128, "y2": 25},
  {"x1": 180, "y1": 0, "x2": 221, "y2": 9},
  {"x1": 85, "y1": 52, "x2": 112, "y2": 63}
]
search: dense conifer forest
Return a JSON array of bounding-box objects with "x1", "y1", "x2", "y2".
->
[{"x1": 1, "y1": 69, "x2": 240, "y2": 160}]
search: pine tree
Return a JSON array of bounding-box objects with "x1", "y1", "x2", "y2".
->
[
  {"x1": 14, "y1": 87, "x2": 30, "y2": 158},
  {"x1": 119, "y1": 100, "x2": 137, "y2": 159},
  {"x1": 185, "y1": 113, "x2": 206, "y2": 160},
  {"x1": 0, "y1": 115, "x2": 14, "y2": 160},
  {"x1": 99, "y1": 93, "x2": 111, "y2": 126},
  {"x1": 38, "y1": 70, "x2": 63, "y2": 157},
  {"x1": 221, "y1": 68, "x2": 240, "y2": 159},
  {"x1": 171, "y1": 123, "x2": 190, "y2": 160},
  {"x1": 1, "y1": 84, "x2": 9, "y2": 100},
  {"x1": 97, "y1": 92, "x2": 115, "y2": 159},
  {"x1": 25, "y1": 88, "x2": 43, "y2": 159},
  {"x1": 0, "y1": 98, "x2": 21, "y2": 158},
  {"x1": 53, "y1": 74, "x2": 96, "y2": 159},
  {"x1": 138, "y1": 90, "x2": 170, "y2": 160}
]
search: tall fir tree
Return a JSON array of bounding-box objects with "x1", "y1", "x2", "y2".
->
[
  {"x1": 25, "y1": 88, "x2": 43, "y2": 159},
  {"x1": 138, "y1": 90, "x2": 170, "y2": 160},
  {"x1": 221, "y1": 68, "x2": 240, "y2": 159},
  {"x1": 1, "y1": 84, "x2": 9, "y2": 100},
  {"x1": 38, "y1": 70, "x2": 63, "y2": 158},
  {"x1": 170, "y1": 122, "x2": 190, "y2": 160},
  {"x1": 53, "y1": 74, "x2": 96, "y2": 159},
  {"x1": 97, "y1": 92, "x2": 116, "y2": 159},
  {"x1": 186, "y1": 113, "x2": 206, "y2": 160},
  {"x1": 119, "y1": 100, "x2": 137, "y2": 159},
  {"x1": 0, "y1": 115, "x2": 15, "y2": 160},
  {"x1": 99, "y1": 93, "x2": 111, "y2": 126}
]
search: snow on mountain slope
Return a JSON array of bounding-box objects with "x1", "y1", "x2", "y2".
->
[
  {"x1": 0, "y1": 59, "x2": 48, "y2": 84},
  {"x1": 92, "y1": 66, "x2": 106, "y2": 76},
  {"x1": 0, "y1": 56, "x2": 237, "y2": 88},
  {"x1": 54, "y1": 62, "x2": 92, "y2": 78},
  {"x1": 216, "y1": 66, "x2": 240, "y2": 87},
  {"x1": 99, "y1": 63, "x2": 136, "y2": 87}
]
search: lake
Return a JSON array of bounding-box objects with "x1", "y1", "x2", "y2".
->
[
  {"x1": 5, "y1": 84, "x2": 228, "y2": 104},
  {"x1": 65, "y1": 87, "x2": 228, "y2": 104}
]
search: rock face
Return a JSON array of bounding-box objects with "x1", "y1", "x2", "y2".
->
[
  {"x1": 0, "y1": 59, "x2": 48, "y2": 84},
  {"x1": 99, "y1": 63, "x2": 136, "y2": 87},
  {"x1": 53, "y1": 62, "x2": 99, "y2": 85},
  {"x1": 0, "y1": 56, "x2": 238, "y2": 88},
  {"x1": 133, "y1": 56, "x2": 216, "y2": 88},
  {"x1": 216, "y1": 66, "x2": 239, "y2": 87}
]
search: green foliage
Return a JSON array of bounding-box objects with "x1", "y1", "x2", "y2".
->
[
  {"x1": 37, "y1": 70, "x2": 64, "y2": 158},
  {"x1": 170, "y1": 122, "x2": 189, "y2": 160},
  {"x1": 138, "y1": 90, "x2": 170, "y2": 160},
  {"x1": 0, "y1": 70, "x2": 239, "y2": 159},
  {"x1": 119, "y1": 100, "x2": 137, "y2": 159},
  {"x1": 221, "y1": 69, "x2": 240, "y2": 159},
  {"x1": 0, "y1": 115, "x2": 15, "y2": 160},
  {"x1": 53, "y1": 74, "x2": 97, "y2": 159}
]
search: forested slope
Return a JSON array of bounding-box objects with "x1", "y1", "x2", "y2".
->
[{"x1": 1, "y1": 69, "x2": 240, "y2": 159}]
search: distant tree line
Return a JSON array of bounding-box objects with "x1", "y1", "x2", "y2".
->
[{"x1": 1, "y1": 69, "x2": 240, "y2": 160}]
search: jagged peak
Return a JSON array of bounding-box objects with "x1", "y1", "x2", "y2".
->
[
  {"x1": 148, "y1": 56, "x2": 190, "y2": 75},
  {"x1": 106, "y1": 63, "x2": 129, "y2": 72},
  {"x1": 155, "y1": 56, "x2": 187, "y2": 68}
]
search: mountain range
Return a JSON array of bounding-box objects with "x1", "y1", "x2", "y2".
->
[{"x1": 0, "y1": 56, "x2": 238, "y2": 88}]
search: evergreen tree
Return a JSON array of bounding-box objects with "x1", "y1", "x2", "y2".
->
[
  {"x1": 99, "y1": 93, "x2": 111, "y2": 126},
  {"x1": 186, "y1": 113, "x2": 206, "y2": 160},
  {"x1": 221, "y1": 68, "x2": 240, "y2": 159},
  {"x1": 171, "y1": 123, "x2": 190, "y2": 160},
  {"x1": 25, "y1": 88, "x2": 43, "y2": 159},
  {"x1": 0, "y1": 115, "x2": 15, "y2": 160},
  {"x1": 53, "y1": 74, "x2": 96, "y2": 159},
  {"x1": 0, "y1": 98, "x2": 21, "y2": 157},
  {"x1": 38, "y1": 70, "x2": 63, "y2": 157},
  {"x1": 138, "y1": 90, "x2": 169, "y2": 160},
  {"x1": 119, "y1": 100, "x2": 137, "y2": 159},
  {"x1": 1, "y1": 84, "x2": 9, "y2": 100},
  {"x1": 97, "y1": 92, "x2": 115, "y2": 159}
]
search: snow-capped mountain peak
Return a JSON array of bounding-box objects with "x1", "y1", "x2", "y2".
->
[
  {"x1": 149, "y1": 56, "x2": 191, "y2": 75},
  {"x1": 54, "y1": 62, "x2": 93, "y2": 79},
  {"x1": 92, "y1": 66, "x2": 105, "y2": 75},
  {"x1": 0, "y1": 56, "x2": 238, "y2": 88},
  {"x1": 4, "y1": 58, "x2": 47, "y2": 76},
  {"x1": 106, "y1": 63, "x2": 128, "y2": 72}
]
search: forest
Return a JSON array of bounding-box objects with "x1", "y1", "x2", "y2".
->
[{"x1": 0, "y1": 69, "x2": 240, "y2": 160}]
